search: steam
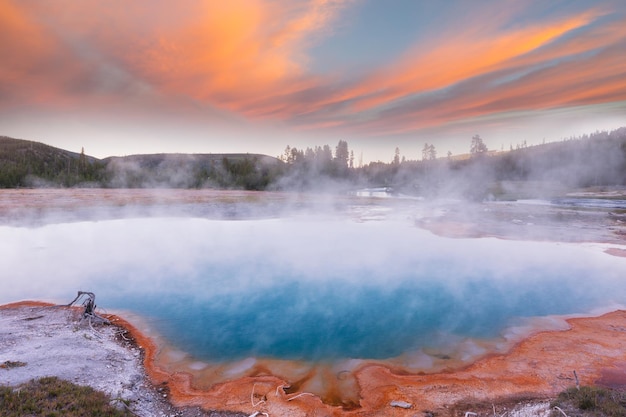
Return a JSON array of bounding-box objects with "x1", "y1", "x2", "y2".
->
[
  {"x1": 363, "y1": 127, "x2": 626, "y2": 200},
  {"x1": 3, "y1": 190, "x2": 625, "y2": 406},
  {"x1": 2, "y1": 199, "x2": 625, "y2": 362}
]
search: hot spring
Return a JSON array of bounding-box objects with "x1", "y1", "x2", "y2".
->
[{"x1": 2, "y1": 195, "x2": 625, "y2": 405}]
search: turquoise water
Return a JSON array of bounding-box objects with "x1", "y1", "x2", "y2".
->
[
  {"x1": 2, "y1": 215, "x2": 625, "y2": 363},
  {"x1": 112, "y1": 270, "x2": 603, "y2": 362}
]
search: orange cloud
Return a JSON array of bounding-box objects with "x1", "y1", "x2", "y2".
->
[
  {"x1": 335, "y1": 10, "x2": 603, "y2": 113},
  {"x1": 0, "y1": 0, "x2": 349, "y2": 114},
  {"x1": 1, "y1": 0, "x2": 624, "y2": 142},
  {"x1": 256, "y1": 6, "x2": 619, "y2": 131},
  {"x1": 0, "y1": 1, "x2": 157, "y2": 109},
  {"x1": 0, "y1": 2, "x2": 61, "y2": 104},
  {"x1": 128, "y1": 0, "x2": 350, "y2": 112},
  {"x1": 345, "y1": 39, "x2": 626, "y2": 138},
  {"x1": 292, "y1": 7, "x2": 626, "y2": 137}
]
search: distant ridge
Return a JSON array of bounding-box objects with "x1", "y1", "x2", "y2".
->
[
  {"x1": 0, "y1": 136, "x2": 282, "y2": 189},
  {"x1": 103, "y1": 152, "x2": 280, "y2": 166},
  {"x1": 1, "y1": 128, "x2": 625, "y2": 196},
  {"x1": 102, "y1": 152, "x2": 282, "y2": 189},
  {"x1": 0, "y1": 136, "x2": 104, "y2": 187},
  {"x1": 0, "y1": 136, "x2": 95, "y2": 162}
]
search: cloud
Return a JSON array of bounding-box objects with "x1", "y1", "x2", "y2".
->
[
  {"x1": 0, "y1": 2, "x2": 65, "y2": 105},
  {"x1": 0, "y1": 0, "x2": 158, "y2": 111},
  {"x1": 355, "y1": 11, "x2": 601, "y2": 110},
  {"x1": 0, "y1": 1, "x2": 349, "y2": 109},
  {"x1": 86, "y1": 0, "x2": 350, "y2": 111},
  {"x1": 307, "y1": 6, "x2": 626, "y2": 137},
  {"x1": 0, "y1": 0, "x2": 624, "y2": 148}
]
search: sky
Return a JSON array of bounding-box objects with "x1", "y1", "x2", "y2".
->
[{"x1": 1, "y1": 0, "x2": 625, "y2": 163}]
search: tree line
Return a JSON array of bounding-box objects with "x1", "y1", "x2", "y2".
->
[
  {"x1": 276, "y1": 128, "x2": 626, "y2": 198},
  {"x1": 0, "y1": 137, "x2": 282, "y2": 190},
  {"x1": 1, "y1": 127, "x2": 625, "y2": 199},
  {"x1": 0, "y1": 139, "x2": 106, "y2": 188}
]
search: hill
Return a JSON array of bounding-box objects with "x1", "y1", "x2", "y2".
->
[
  {"x1": 355, "y1": 127, "x2": 626, "y2": 199},
  {"x1": 0, "y1": 137, "x2": 283, "y2": 189},
  {"x1": 2, "y1": 127, "x2": 625, "y2": 195},
  {"x1": 103, "y1": 153, "x2": 282, "y2": 189},
  {"x1": 0, "y1": 137, "x2": 104, "y2": 187}
]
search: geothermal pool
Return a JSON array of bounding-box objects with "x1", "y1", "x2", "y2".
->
[{"x1": 2, "y1": 193, "x2": 626, "y2": 404}]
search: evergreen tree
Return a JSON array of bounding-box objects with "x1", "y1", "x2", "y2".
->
[
  {"x1": 335, "y1": 140, "x2": 349, "y2": 168},
  {"x1": 470, "y1": 135, "x2": 488, "y2": 155}
]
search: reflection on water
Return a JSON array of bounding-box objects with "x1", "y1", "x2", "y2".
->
[
  {"x1": 351, "y1": 187, "x2": 395, "y2": 198},
  {"x1": 118, "y1": 266, "x2": 608, "y2": 363},
  {"x1": 550, "y1": 197, "x2": 626, "y2": 210},
  {"x1": 1, "y1": 190, "x2": 625, "y2": 405}
]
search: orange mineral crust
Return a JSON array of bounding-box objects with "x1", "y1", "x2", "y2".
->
[
  {"x1": 0, "y1": 300, "x2": 55, "y2": 309},
  {"x1": 116, "y1": 310, "x2": 626, "y2": 416}
]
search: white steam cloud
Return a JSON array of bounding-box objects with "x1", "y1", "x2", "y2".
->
[
  {"x1": 2, "y1": 212, "x2": 623, "y2": 306},
  {"x1": 2, "y1": 193, "x2": 625, "y2": 366}
]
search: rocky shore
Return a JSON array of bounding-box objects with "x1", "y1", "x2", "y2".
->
[
  {"x1": 2, "y1": 301, "x2": 625, "y2": 416},
  {"x1": 0, "y1": 302, "x2": 243, "y2": 417}
]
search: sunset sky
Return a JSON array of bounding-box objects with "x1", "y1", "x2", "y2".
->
[{"x1": 1, "y1": 0, "x2": 625, "y2": 163}]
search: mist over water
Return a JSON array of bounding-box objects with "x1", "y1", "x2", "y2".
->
[{"x1": 2, "y1": 198, "x2": 625, "y2": 367}]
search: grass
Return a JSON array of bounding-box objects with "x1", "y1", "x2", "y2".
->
[
  {"x1": 0, "y1": 376, "x2": 131, "y2": 417},
  {"x1": 551, "y1": 386, "x2": 626, "y2": 416},
  {"x1": 0, "y1": 360, "x2": 27, "y2": 369}
]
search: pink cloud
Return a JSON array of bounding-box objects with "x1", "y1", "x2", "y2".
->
[{"x1": 1, "y1": 0, "x2": 624, "y2": 143}]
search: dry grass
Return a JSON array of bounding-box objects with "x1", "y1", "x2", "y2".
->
[
  {"x1": 551, "y1": 386, "x2": 626, "y2": 417},
  {"x1": 0, "y1": 376, "x2": 131, "y2": 417}
]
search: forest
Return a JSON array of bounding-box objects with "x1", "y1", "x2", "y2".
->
[{"x1": 1, "y1": 126, "x2": 625, "y2": 200}]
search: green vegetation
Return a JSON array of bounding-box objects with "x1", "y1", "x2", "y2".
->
[
  {"x1": 102, "y1": 153, "x2": 282, "y2": 189},
  {"x1": 278, "y1": 127, "x2": 626, "y2": 198},
  {"x1": 551, "y1": 386, "x2": 626, "y2": 416},
  {"x1": 0, "y1": 376, "x2": 130, "y2": 417},
  {"x1": 1, "y1": 127, "x2": 625, "y2": 196},
  {"x1": 0, "y1": 136, "x2": 283, "y2": 190},
  {"x1": 0, "y1": 137, "x2": 107, "y2": 187}
]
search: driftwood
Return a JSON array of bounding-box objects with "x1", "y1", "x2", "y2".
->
[
  {"x1": 248, "y1": 383, "x2": 269, "y2": 417},
  {"x1": 66, "y1": 291, "x2": 110, "y2": 328},
  {"x1": 248, "y1": 383, "x2": 315, "y2": 416},
  {"x1": 250, "y1": 383, "x2": 266, "y2": 407},
  {"x1": 390, "y1": 400, "x2": 412, "y2": 409},
  {"x1": 553, "y1": 406, "x2": 569, "y2": 417}
]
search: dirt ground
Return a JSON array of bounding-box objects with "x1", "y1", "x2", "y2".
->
[
  {"x1": 0, "y1": 303, "x2": 244, "y2": 417},
  {"x1": 5, "y1": 303, "x2": 626, "y2": 416},
  {"x1": 0, "y1": 302, "x2": 554, "y2": 417}
]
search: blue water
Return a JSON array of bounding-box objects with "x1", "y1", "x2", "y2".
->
[
  {"x1": 113, "y1": 272, "x2": 601, "y2": 361},
  {"x1": 103, "y1": 230, "x2": 621, "y2": 362},
  {"x1": 2, "y1": 215, "x2": 625, "y2": 363}
]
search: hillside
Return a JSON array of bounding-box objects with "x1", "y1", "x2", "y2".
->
[
  {"x1": 355, "y1": 127, "x2": 626, "y2": 198},
  {"x1": 0, "y1": 137, "x2": 104, "y2": 187},
  {"x1": 103, "y1": 153, "x2": 282, "y2": 189},
  {"x1": 1, "y1": 128, "x2": 625, "y2": 195},
  {"x1": 0, "y1": 137, "x2": 283, "y2": 189}
]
